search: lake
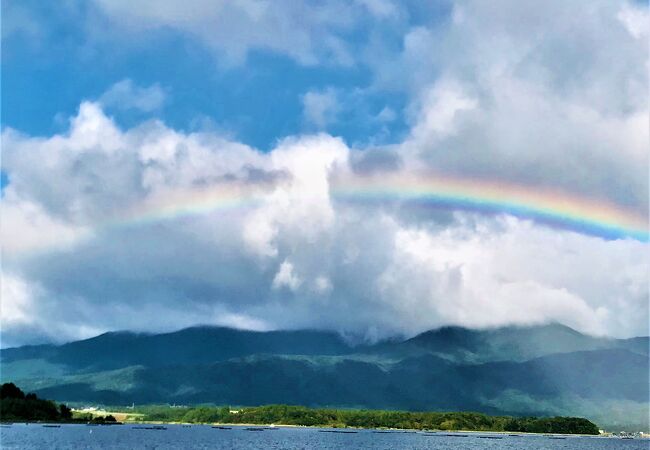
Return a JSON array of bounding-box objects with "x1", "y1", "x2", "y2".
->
[{"x1": 1, "y1": 424, "x2": 647, "y2": 449}]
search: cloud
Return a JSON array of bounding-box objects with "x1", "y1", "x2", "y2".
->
[
  {"x1": 375, "y1": 107, "x2": 396, "y2": 123},
  {"x1": 349, "y1": 146, "x2": 402, "y2": 175},
  {"x1": 407, "y1": 79, "x2": 477, "y2": 142},
  {"x1": 617, "y1": 3, "x2": 649, "y2": 39},
  {"x1": 1, "y1": 275, "x2": 36, "y2": 328},
  {"x1": 1, "y1": 1, "x2": 42, "y2": 41},
  {"x1": 384, "y1": 0, "x2": 649, "y2": 212},
  {"x1": 356, "y1": 0, "x2": 398, "y2": 18},
  {"x1": 87, "y1": 0, "x2": 381, "y2": 66},
  {"x1": 313, "y1": 276, "x2": 333, "y2": 295},
  {"x1": 301, "y1": 88, "x2": 340, "y2": 129},
  {"x1": 272, "y1": 260, "x2": 302, "y2": 291},
  {"x1": 242, "y1": 134, "x2": 348, "y2": 259},
  {"x1": 1, "y1": 101, "x2": 647, "y2": 346},
  {"x1": 0, "y1": 188, "x2": 91, "y2": 255},
  {"x1": 99, "y1": 79, "x2": 166, "y2": 113},
  {"x1": 1, "y1": 1, "x2": 647, "y2": 346},
  {"x1": 377, "y1": 218, "x2": 646, "y2": 337},
  {"x1": 0, "y1": 273, "x2": 106, "y2": 348}
]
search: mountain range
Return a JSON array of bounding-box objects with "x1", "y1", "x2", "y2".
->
[{"x1": 2, "y1": 323, "x2": 648, "y2": 430}]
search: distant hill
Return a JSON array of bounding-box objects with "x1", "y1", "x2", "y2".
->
[
  {"x1": 1, "y1": 327, "x2": 354, "y2": 373},
  {"x1": 377, "y1": 323, "x2": 649, "y2": 363},
  {"x1": 2, "y1": 324, "x2": 648, "y2": 430}
]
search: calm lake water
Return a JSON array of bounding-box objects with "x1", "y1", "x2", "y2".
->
[{"x1": 1, "y1": 424, "x2": 647, "y2": 450}]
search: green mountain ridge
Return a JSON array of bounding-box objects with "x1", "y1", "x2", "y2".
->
[
  {"x1": 1, "y1": 327, "x2": 354, "y2": 372},
  {"x1": 2, "y1": 323, "x2": 648, "y2": 430}
]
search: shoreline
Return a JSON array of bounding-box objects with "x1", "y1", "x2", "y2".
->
[{"x1": 3, "y1": 420, "x2": 647, "y2": 438}]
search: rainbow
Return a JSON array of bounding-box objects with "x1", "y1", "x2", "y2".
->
[
  {"x1": 331, "y1": 173, "x2": 647, "y2": 241},
  {"x1": 107, "y1": 174, "x2": 647, "y2": 242},
  {"x1": 109, "y1": 184, "x2": 263, "y2": 228}
]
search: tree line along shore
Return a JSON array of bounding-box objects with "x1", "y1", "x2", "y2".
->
[
  {"x1": 126, "y1": 404, "x2": 600, "y2": 434},
  {"x1": 0, "y1": 383, "x2": 117, "y2": 424},
  {"x1": 1, "y1": 383, "x2": 599, "y2": 434}
]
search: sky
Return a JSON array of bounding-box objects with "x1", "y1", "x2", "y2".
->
[{"x1": 1, "y1": 0, "x2": 648, "y2": 347}]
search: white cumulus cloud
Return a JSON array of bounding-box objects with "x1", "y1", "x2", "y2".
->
[
  {"x1": 100, "y1": 79, "x2": 166, "y2": 113},
  {"x1": 1, "y1": 0, "x2": 647, "y2": 346}
]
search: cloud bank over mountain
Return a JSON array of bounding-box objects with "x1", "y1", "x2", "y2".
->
[{"x1": 1, "y1": 0, "x2": 647, "y2": 346}]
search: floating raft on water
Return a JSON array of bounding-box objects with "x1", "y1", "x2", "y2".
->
[
  {"x1": 424, "y1": 433, "x2": 468, "y2": 437},
  {"x1": 318, "y1": 429, "x2": 358, "y2": 434}
]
